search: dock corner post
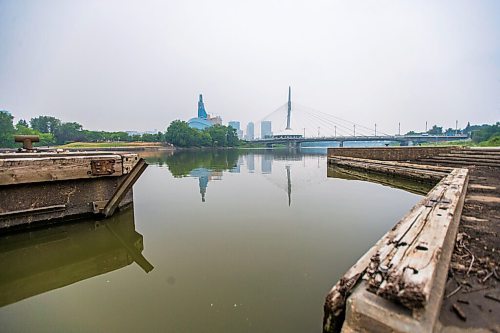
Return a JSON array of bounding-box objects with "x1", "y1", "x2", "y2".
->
[{"x1": 102, "y1": 158, "x2": 148, "y2": 217}]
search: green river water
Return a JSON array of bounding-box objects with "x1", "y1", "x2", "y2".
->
[{"x1": 0, "y1": 149, "x2": 423, "y2": 332}]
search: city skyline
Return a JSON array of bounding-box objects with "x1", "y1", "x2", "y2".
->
[{"x1": 1, "y1": 1, "x2": 499, "y2": 133}]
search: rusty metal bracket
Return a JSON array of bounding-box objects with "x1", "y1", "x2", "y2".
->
[
  {"x1": 91, "y1": 160, "x2": 116, "y2": 175},
  {"x1": 92, "y1": 200, "x2": 107, "y2": 214}
]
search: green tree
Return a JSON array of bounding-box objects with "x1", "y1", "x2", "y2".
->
[
  {"x1": 444, "y1": 128, "x2": 455, "y2": 136},
  {"x1": 204, "y1": 124, "x2": 239, "y2": 147},
  {"x1": 226, "y1": 126, "x2": 239, "y2": 146},
  {"x1": 30, "y1": 116, "x2": 61, "y2": 134},
  {"x1": 0, "y1": 110, "x2": 15, "y2": 148},
  {"x1": 165, "y1": 120, "x2": 200, "y2": 147},
  {"x1": 427, "y1": 125, "x2": 443, "y2": 135},
  {"x1": 205, "y1": 125, "x2": 227, "y2": 146},
  {"x1": 471, "y1": 122, "x2": 500, "y2": 143},
  {"x1": 54, "y1": 122, "x2": 84, "y2": 144},
  {"x1": 14, "y1": 124, "x2": 55, "y2": 146},
  {"x1": 16, "y1": 119, "x2": 29, "y2": 128}
]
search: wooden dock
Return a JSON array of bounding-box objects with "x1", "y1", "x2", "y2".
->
[
  {"x1": 324, "y1": 147, "x2": 499, "y2": 332},
  {"x1": 0, "y1": 151, "x2": 147, "y2": 231}
]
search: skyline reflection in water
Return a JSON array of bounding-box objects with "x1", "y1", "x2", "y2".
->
[{"x1": 0, "y1": 149, "x2": 422, "y2": 332}]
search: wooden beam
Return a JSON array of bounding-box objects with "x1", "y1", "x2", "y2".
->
[
  {"x1": 328, "y1": 157, "x2": 448, "y2": 182},
  {"x1": 0, "y1": 153, "x2": 141, "y2": 186},
  {"x1": 323, "y1": 162, "x2": 469, "y2": 332},
  {"x1": 102, "y1": 158, "x2": 147, "y2": 217},
  {"x1": 365, "y1": 168, "x2": 469, "y2": 309}
]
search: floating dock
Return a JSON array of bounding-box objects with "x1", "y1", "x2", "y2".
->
[
  {"x1": 0, "y1": 150, "x2": 147, "y2": 231},
  {"x1": 324, "y1": 147, "x2": 500, "y2": 333}
]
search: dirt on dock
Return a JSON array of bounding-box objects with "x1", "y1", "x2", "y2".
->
[{"x1": 439, "y1": 166, "x2": 500, "y2": 331}]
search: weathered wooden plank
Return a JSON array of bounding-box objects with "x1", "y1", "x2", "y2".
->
[
  {"x1": 366, "y1": 182, "x2": 449, "y2": 294},
  {"x1": 422, "y1": 155, "x2": 500, "y2": 163},
  {"x1": 323, "y1": 185, "x2": 445, "y2": 332},
  {"x1": 366, "y1": 168, "x2": 469, "y2": 309},
  {"x1": 0, "y1": 151, "x2": 118, "y2": 159},
  {"x1": 327, "y1": 158, "x2": 451, "y2": 176},
  {"x1": 328, "y1": 156, "x2": 454, "y2": 173},
  {"x1": 102, "y1": 159, "x2": 147, "y2": 217},
  {"x1": 324, "y1": 158, "x2": 469, "y2": 331},
  {"x1": 465, "y1": 195, "x2": 500, "y2": 204},
  {"x1": 0, "y1": 155, "x2": 124, "y2": 185},
  {"x1": 438, "y1": 153, "x2": 500, "y2": 160},
  {"x1": 328, "y1": 157, "x2": 448, "y2": 182},
  {"x1": 467, "y1": 184, "x2": 497, "y2": 191},
  {"x1": 418, "y1": 158, "x2": 499, "y2": 168}
]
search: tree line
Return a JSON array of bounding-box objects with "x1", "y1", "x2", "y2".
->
[
  {"x1": 0, "y1": 111, "x2": 166, "y2": 148},
  {"x1": 164, "y1": 120, "x2": 239, "y2": 148},
  {"x1": 0, "y1": 111, "x2": 240, "y2": 148},
  {"x1": 405, "y1": 122, "x2": 500, "y2": 143}
]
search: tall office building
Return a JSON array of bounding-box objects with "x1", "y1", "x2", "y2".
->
[
  {"x1": 245, "y1": 122, "x2": 255, "y2": 140},
  {"x1": 261, "y1": 154, "x2": 272, "y2": 174},
  {"x1": 261, "y1": 121, "x2": 272, "y2": 139},
  {"x1": 246, "y1": 154, "x2": 255, "y2": 172},
  {"x1": 228, "y1": 121, "x2": 243, "y2": 139},
  {"x1": 228, "y1": 121, "x2": 240, "y2": 131}
]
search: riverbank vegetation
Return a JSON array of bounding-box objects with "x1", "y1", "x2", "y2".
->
[
  {"x1": 406, "y1": 122, "x2": 500, "y2": 147},
  {"x1": 421, "y1": 123, "x2": 500, "y2": 147},
  {"x1": 164, "y1": 120, "x2": 239, "y2": 148},
  {"x1": 2, "y1": 110, "x2": 498, "y2": 148},
  {"x1": 0, "y1": 111, "x2": 168, "y2": 148},
  {"x1": 0, "y1": 111, "x2": 241, "y2": 149}
]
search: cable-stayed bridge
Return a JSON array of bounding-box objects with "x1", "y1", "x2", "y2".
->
[{"x1": 249, "y1": 87, "x2": 468, "y2": 147}]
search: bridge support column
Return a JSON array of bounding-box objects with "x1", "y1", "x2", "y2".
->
[
  {"x1": 339, "y1": 141, "x2": 344, "y2": 147},
  {"x1": 400, "y1": 140, "x2": 414, "y2": 146},
  {"x1": 287, "y1": 141, "x2": 300, "y2": 149}
]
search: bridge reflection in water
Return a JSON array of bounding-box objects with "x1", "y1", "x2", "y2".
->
[{"x1": 0, "y1": 206, "x2": 153, "y2": 308}]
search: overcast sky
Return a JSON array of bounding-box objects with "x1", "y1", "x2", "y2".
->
[{"x1": 0, "y1": 0, "x2": 499, "y2": 134}]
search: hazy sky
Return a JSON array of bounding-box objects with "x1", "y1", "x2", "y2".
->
[{"x1": 0, "y1": 0, "x2": 499, "y2": 134}]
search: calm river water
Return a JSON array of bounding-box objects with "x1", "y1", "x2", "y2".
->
[{"x1": 0, "y1": 149, "x2": 422, "y2": 332}]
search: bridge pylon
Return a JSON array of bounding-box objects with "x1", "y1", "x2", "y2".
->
[{"x1": 286, "y1": 86, "x2": 292, "y2": 130}]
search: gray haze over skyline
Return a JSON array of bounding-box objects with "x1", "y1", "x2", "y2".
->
[{"x1": 0, "y1": 0, "x2": 499, "y2": 134}]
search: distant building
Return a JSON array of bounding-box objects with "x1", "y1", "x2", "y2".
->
[
  {"x1": 126, "y1": 130, "x2": 159, "y2": 136},
  {"x1": 245, "y1": 122, "x2": 255, "y2": 140},
  {"x1": 246, "y1": 154, "x2": 255, "y2": 172},
  {"x1": 209, "y1": 115, "x2": 222, "y2": 126},
  {"x1": 228, "y1": 121, "x2": 240, "y2": 130},
  {"x1": 188, "y1": 94, "x2": 222, "y2": 130},
  {"x1": 261, "y1": 154, "x2": 272, "y2": 174},
  {"x1": 228, "y1": 121, "x2": 243, "y2": 139},
  {"x1": 261, "y1": 121, "x2": 272, "y2": 139}
]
